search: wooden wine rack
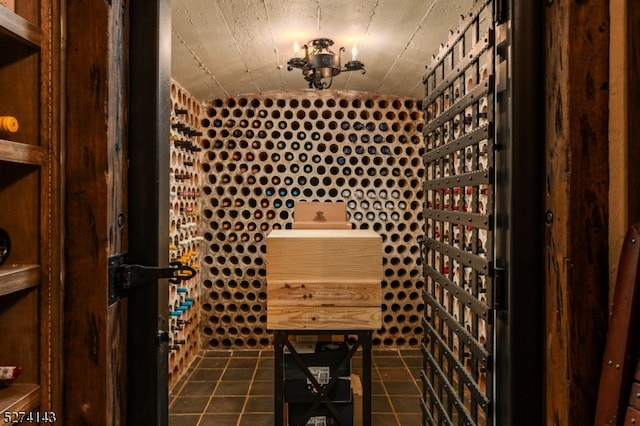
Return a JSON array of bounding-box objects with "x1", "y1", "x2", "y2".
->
[
  {"x1": 168, "y1": 80, "x2": 203, "y2": 388},
  {"x1": 0, "y1": 0, "x2": 60, "y2": 417}
]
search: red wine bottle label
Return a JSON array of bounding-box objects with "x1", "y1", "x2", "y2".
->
[{"x1": 0, "y1": 365, "x2": 21, "y2": 381}]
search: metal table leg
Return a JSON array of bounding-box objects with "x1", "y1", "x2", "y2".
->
[
  {"x1": 274, "y1": 331, "x2": 285, "y2": 426},
  {"x1": 361, "y1": 330, "x2": 372, "y2": 426}
]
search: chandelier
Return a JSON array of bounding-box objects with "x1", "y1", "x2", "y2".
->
[{"x1": 287, "y1": 38, "x2": 365, "y2": 90}]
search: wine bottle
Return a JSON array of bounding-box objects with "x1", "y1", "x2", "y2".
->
[{"x1": 0, "y1": 228, "x2": 10, "y2": 266}]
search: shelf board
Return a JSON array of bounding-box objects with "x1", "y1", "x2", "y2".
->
[
  {"x1": 0, "y1": 265, "x2": 41, "y2": 297},
  {"x1": 0, "y1": 7, "x2": 41, "y2": 48},
  {"x1": 0, "y1": 140, "x2": 45, "y2": 166},
  {"x1": 0, "y1": 383, "x2": 40, "y2": 413}
]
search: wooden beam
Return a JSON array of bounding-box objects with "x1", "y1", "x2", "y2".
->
[
  {"x1": 126, "y1": 1, "x2": 171, "y2": 423},
  {"x1": 64, "y1": 0, "x2": 128, "y2": 424},
  {"x1": 629, "y1": 0, "x2": 640, "y2": 225},
  {"x1": 544, "y1": 1, "x2": 610, "y2": 424}
]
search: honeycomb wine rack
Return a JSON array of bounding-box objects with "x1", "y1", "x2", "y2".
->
[{"x1": 199, "y1": 90, "x2": 427, "y2": 349}]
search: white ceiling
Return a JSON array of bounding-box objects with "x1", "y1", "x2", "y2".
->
[{"x1": 171, "y1": 0, "x2": 473, "y2": 102}]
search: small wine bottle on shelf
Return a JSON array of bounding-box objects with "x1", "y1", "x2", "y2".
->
[
  {"x1": 0, "y1": 228, "x2": 10, "y2": 266},
  {"x1": 0, "y1": 365, "x2": 22, "y2": 383}
]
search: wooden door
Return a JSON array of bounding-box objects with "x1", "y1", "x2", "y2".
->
[{"x1": 64, "y1": 0, "x2": 171, "y2": 424}]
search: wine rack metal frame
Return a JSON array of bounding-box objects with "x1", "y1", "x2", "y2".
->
[{"x1": 420, "y1": 0, "x2": 496, "y2": 424}]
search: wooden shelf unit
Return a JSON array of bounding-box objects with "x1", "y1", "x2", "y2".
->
[
  {"x1": 0, "y1": 140, "x2": 45, "y2": 165},
  {"x1": 0, "y1": 6, "x2": 42, "y2": 47},
  {"x1": 0, "y1": 0, "x2": 60, "y2": 418},
  {"x1": 0, "y1": 383, "x2": 40, "y2": 413},
  {"x1": 0, "y1": 265, "x2": 41, "y2": 297}
]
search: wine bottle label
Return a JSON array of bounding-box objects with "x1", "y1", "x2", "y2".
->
[{"x1": 0, "y1": 365, "x2": 21, "y2": 381}]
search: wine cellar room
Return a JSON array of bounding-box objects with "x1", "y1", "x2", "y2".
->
[
  {"x1": 168, "y1": 0, "x2": 501, "y2": 425},
  {"x1": 0, "y1": 0, "x2": 636, "y2": 425}
]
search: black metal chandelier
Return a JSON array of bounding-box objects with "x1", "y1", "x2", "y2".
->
[{"x1": 287, "y1": 38, "x2": 365, "y2": 90}]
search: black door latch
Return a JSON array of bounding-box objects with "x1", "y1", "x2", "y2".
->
[{"x1": 108, "y1": 253, "x2": 196, "y2": 304}]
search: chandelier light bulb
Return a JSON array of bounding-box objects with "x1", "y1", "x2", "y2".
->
[
  {"x1": 293, "y1": 40, "x2": 300, "y2": 58},
  {"x1": 351, "y1": 46, "x2": 358, "y2": 61}
]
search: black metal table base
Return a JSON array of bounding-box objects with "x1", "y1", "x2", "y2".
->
[{"x1": 274, "y1": 330, "x2": 372, "y2": 426}]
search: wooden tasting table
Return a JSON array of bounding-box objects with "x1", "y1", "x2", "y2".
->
[{"x1": 266, "y1": 228, "x2": 382, "y2": 426}]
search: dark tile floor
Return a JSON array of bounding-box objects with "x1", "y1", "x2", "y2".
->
[{"x1": 169, "y1": 348, "x2": 423, "y2": 426}]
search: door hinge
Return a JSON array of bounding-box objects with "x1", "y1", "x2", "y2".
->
[
  {"x1": 108, "y1": 253, "x2": 196, "y2": 305},
  {"x1": 494, "y1": 266, "x2": 507, "y2": 320}
]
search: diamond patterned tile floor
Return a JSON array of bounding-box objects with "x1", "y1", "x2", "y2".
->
[{"x1": 169, "y1": 348, "x2": 423, "y2": 426}]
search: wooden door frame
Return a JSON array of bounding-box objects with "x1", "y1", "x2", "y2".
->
[
  {"x1": 629, "y1": 0, "x2": 640, "y2": 225},
  {"x1": 493, "y1": 1, "x2": 544, "y2": 424},
  {"x1": 126, "y1": 0, "x2": 171, "y2": 424},
  {"x1": 64, "y1": 0, "x2": 129, "y2": 424},
  {"x1": 544, "y1": 1, "x2": 610, "y2": 424},
  {"x1": 60, "y1": 1, "x2": 625, "y2": 424},
  {"x1": 64, "y1": 1, "x2": 171, "y2": 424}
]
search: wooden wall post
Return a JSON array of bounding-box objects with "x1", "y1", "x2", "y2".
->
[
  {"x1": 629, "y1": 1, "x2": 640, "y2": 225},
  {"x1": 64, "y1": 0, "x2": 129, "y2": 424},
  {"x1": 544, "y1": 0, "x2": 610, "y2": 424}
]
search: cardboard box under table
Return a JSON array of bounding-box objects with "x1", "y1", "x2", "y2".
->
[
  {"x1": 284, "y1": 341, "x2": 352, "y2": 404},
  {"x1": 266, "y1": 229, "x2": 383, "y2": 330}
]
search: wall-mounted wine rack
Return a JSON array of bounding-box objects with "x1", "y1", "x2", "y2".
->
[
  {"x1": 420, "y1": 0, "x2": 495, "y2": 423},
  {"x1": 168, "y1": 80, "x2": 203, "y2": 388}
]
